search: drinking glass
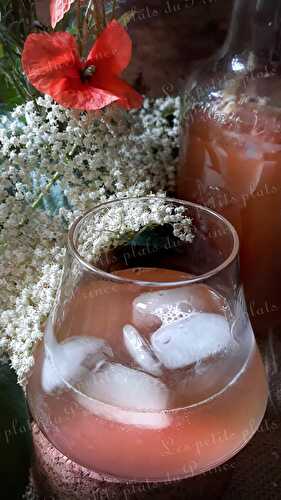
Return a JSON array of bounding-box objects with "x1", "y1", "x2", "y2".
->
[{"x1": 27, "y1": 197, "x2": 268, "y2": 482}]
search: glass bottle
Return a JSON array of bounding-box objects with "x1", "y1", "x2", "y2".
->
[{"x1": 178, "y1": 0, "x2": 281, "y2": 336}]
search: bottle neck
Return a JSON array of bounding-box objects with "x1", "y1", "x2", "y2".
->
[{"x1": 221, "y1": 0, "x2": 281, "y2": 64}]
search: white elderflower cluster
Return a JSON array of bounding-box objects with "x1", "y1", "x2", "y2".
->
[
  {"x1": 0, "y1": 95, "x2": 179, "y2": 219},
  {"x1": 77, "y1": 197, "x2": 194, "y2": 264},
  {"x1": 0, "y1": 95, "x2": 183, "y2": 385}
]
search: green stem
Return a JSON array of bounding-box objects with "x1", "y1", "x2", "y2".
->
[
  {"x1": 111, "y1": 0, "x2": 117, "y2": 20},
  {"x1": 91, "y1": 7, "x2": 100, "y2": 35},
  {"x1": 101, "y1": 0, "x2": 106, "y2": 26},
  {"x1": 31, "y1": 172, "x2": 61, "y2": 210},
  {"x1": 76, "y1": 0, "x2": 82, "y2": 56},
  {"x1": 82, "y1": 0, "x2": 94, "y2": 48},
  {"x1": 93, "y1": 0, "x2": 105, "y2": 33},
  {"x1": 85, "y1": 0, "x2": 94, "y2": 18}
]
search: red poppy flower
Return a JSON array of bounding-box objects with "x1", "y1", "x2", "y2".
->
[{"x1": 22, "y1": 20, "x2": 143, "y2": 111}]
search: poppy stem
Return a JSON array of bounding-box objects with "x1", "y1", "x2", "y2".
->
[
  {"x1": 83, "y1": 0, "x2": 93, "y2": 48},
  {"x1": 85, "y1": 0, "x2": 94, "y2": 17},
  {"x1": 101, "y1": 0, "x2": 106, "y2": 27},
  {"x1": 76, "y1": 0, "x2": 83, "y2": 56},
  {"x1": 92, "y1": 1, "x2": 101, "y2": 34},
  {"x1": 111, "y1": 0, "x2": 117, "y2": 20},
  {"x1": 93, "y1": 0, "x2": 105, "y2": 33},
  {"x1": 85, "y1": 1, "x2": 98, "y2": 39}
]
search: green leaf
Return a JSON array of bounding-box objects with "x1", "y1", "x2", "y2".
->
[
  {"x1": 0, "y1": 0, "x2": 37, "y2": 107},
  {"x1": 0, "y1": 82, "x2": 24, "y2": 111},
  {"x1": 0, "y1": 360, "x2": 32, "y2": 499}
]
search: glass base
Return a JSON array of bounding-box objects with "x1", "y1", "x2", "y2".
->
[
  {"x1": 29, "y1": 342, "x2": 269, "y2": 482},
  {"x1": 32, "y1": 397, "x2": 267, "y2": 487}
]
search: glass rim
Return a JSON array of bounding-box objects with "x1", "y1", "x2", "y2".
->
[{"x1": 67, "y1": 196, "x2": 240, "y2": 287}]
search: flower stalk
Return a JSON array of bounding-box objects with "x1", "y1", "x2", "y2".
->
[
  {"x1": 76, "y1": 0, "x2": 83, "y2": 56},
  {"x1": 93, "y1": 0, "x2": 105, "y2": 34},
  {"x1": 111, "y1": 0, "x2": 117, "y2": 21},
  {"x1": 32, "y1": 171, "x2": 61, "y2": 210}
]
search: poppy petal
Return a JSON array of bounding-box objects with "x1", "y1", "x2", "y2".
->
[
  {"x1": 51, "y1": 84, "x2": 119, "y2": 110},
  {"x1": 87, "y1": 20, "x2": 132, "y2": 76},
  {"x1": 50, "y1": 0, "x2": 76, "y2": 29},
  {"x1": 92, "y1": 74, "x2": 143, "y2": 109},
  {"x1": 22, "y1": 32, "x2": 80, "y2": 93}
]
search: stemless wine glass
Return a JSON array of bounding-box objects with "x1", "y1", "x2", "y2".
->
[{"x1": 27, "y1": 197, "x2": 268, "y2": 482}]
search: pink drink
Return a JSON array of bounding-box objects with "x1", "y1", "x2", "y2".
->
[
  {"x1": 178, "y1": 106, "x2": 281, "y2": 335},
  {"x1": 28, "y1": 267, "x2": 268, "y2": 481}
]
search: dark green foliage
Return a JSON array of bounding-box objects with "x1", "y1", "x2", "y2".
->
[
  {"x1": 0, "y1": 359, "x2": 32, "y2": 499},
  {"x1": 0, "y1": 0, "x2": 38, "y2": 109}
]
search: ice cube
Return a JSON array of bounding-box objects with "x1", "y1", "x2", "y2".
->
[
  {"x1": 76, "y1": 363, "x2": 170, "y2": 429},
  {"x1": 133, "y1": 286, "x2": 222, "y2": 329},
  {"x1": 123, "y1": 324, "x2": 162, "y2": 376},
  {"x1": 133, "y1": 288, "x2": 189, "y2": 329},
  {"x1": 42, "y1": 336, "x2": 113, "y2": 394},
  {"x1": 151, "y1": 313, "x2": 231, "y2": 370}
]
